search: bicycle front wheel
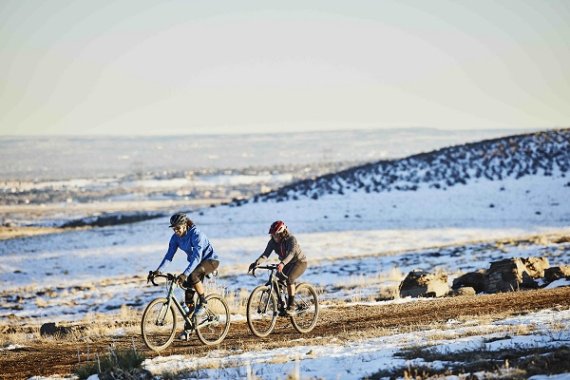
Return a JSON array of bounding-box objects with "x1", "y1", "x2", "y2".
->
[
  {"x1": 290, "y1": 283, "x2": 319, "y2": 334},
  {"x1": 195, "y1": 294, "x2": 231, "y2": 345},
  {"x1": 246, "y1": 285, "x2": 278, "y2": 337},
  {"x1": 141, "y1": 297, "x2": 177, "y2": 352}
]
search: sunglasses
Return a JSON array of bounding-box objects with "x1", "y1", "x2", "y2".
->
[{"x1": 172, "y1": 225, "x2": 185, "y2": 233}]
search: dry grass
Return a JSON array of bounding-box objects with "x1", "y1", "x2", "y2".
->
[
  {"x1": 377, "y1": 285, "x2": 399, "y2": 300},
  {"x1": 0, "y1": 225, "x2": 72, "y2": 240},
  {"x1": 0, "y1": 329, "x2": 37, "y2": 347},
  {"x1": 223, "y1": 288, "x2": 250, "y2": 315},
  {"x1": 0, "y1": 305, "x2": 142, "y2": 347},
  {"x1": 379, "y1": 345, "x2": 570, "y2": 380}
]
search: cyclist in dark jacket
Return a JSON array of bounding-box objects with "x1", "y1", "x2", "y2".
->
[
  {"x1": 152, "y1": 212, "x2": 219, "y2": 318},
  {"x1": 249, "y1": 220, "x2": 307, "y2": 315}
]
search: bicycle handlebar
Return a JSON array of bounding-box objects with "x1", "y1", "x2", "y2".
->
[
  {"x1": 147, "y1": 271, "x2": 176, "y2": 286},
  {"x1": 250, "y1": 264, "x2": 288, "y2": 280},
  {"x1": 147, "y1": 270, "x2": 217, "y2": 287}
]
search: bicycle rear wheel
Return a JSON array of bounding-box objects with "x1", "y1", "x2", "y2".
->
[
  {"x1": 246, "y1": 285, "x2": 278, "y2": 337},
  {"x1": 195, "y1": 294, "x2": 231, "y2": 345},
  {"x1": 141, "y1": 297, "x2": 177, "y2": 352},
  {"x1": 290, "y1": 283, "x2": 319, "y2": 334}
]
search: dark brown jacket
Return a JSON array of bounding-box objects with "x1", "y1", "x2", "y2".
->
[{"x1": 256, "y1": 235, "x2": 307, "y2": 266}]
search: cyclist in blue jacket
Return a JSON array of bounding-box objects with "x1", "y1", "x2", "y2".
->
[{"x1": 152, "y1": 212, "x2": 219, "y2": 318}]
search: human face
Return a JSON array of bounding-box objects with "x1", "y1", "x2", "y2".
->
[
  {"x1": 172, "y1": 224, "x2": 187, "y2": 237},
  {"x1": 271, "y1": 233, "x2": 282, "y2": 243}
]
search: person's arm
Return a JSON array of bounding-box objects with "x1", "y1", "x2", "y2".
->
[
  {"x1": 255, "y1": 239, "x2": 274, "y2": 264},
  {"x1": 157, "y1": 235, "x2": 178, "y2": 272},
  {"x1": 182, "y1": 230, "x2": 206, "y2": 276},
  {"x1": 280, "y1": 236, "x2": 300, "y2": 266}
]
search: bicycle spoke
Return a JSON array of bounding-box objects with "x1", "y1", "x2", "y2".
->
[
  {"x1": 195, "y1": 294, "x2": 230, "y2": 345},
  {"x1": 141, "y1": 298, "x2": 177, "y2": 352},
  {"x1": 247, "y1": 285, "x2": 278, "y2": 337},
  {"x1": 290, "y1": 284, "x2": 319, "y2": 334}
]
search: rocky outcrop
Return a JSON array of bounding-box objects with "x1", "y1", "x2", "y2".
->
[
  {"x1": 487, "y1": 257, "x2": 549, "y2": 293},
  {"x1": 451, "y1": 257, "x2": 562, "y2": 295},
  {"x1": 40, "y1": 322, "x2": 72, "y2": 337},
  {"x1": 544, "y1": 266, "x2": 570, "y2": 283},
  {"x1": 452, "y1": 269, "x2": 488, "y2": 293},
  {"x1": 399, "y1": 270, "x2": 450, "y2": 298}
]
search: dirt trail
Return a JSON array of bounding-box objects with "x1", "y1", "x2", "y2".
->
[{"x1": 2, "y1": 287, "x2": 570, "y2": 379}]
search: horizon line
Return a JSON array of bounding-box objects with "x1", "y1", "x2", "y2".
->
[{"x1": 0, "y1": 125, "x2": 557, "y2": 138}]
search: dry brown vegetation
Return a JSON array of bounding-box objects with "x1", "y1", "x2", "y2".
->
[
  {"x1": 0, "y1": 225, "x2": 77, "y2": 240},
  {"x1": 1, "y1": 286, "x2": 569, "y2": 379}
]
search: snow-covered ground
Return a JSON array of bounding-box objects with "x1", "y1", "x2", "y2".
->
[
  {"x1": 142, "y1": 307, "x2": 570, "y2": 379},
  {"x1": 1, "y1": 129, "x2": 569, "y2": 379},
  {"x1": 0, "y1": 174, "x2": 568, "y2": 323}
]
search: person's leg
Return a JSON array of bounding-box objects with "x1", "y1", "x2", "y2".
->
[
  {"x1": 190, "y1": 260, "x2": 219, "y2": 313},
  {"x1": 194, "y1": 281, "x2": 205, "y2": 297},
  {"x1": 287, "y1": 283, "x2": 296, "y2": 302},
  {"x1": 184, "y1": 288, "x2": 196, "y2": 309},
  {"x1": 283, "y1": 261, "x2": 307, "y2": 310}
]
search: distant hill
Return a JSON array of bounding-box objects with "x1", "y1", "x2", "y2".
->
[{"x1": 235, "y1": 128, "x2": 570, "y2": 205}]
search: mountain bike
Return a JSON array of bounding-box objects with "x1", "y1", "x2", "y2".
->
[
  {"x1": 141, "y1": 272, "x2": 230, "y2": 352},
  {"x1": 246, "y1": 264, "x2": 319, "y2": 337}
]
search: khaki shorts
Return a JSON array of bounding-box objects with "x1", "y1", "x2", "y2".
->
[
  {"x1": 283, "y1": 260, "x2": 307, "y2": 284},
  {"x1": 187, "y1": 259, "x2": 219, "y2": 285}
]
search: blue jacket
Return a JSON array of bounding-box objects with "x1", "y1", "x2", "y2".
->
[{"x1": 157, "y1": 225, "x2": 219, "y2": 276}]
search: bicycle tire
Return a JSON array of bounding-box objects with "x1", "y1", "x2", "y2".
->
[
  {"x1": 246, "y1": 285, "x2": 278, "y2": 337},
  {"x1": 290, "y1": 283, "x2": 319, "y2": 334},
  {"x1": 195, "y1": 294, "x2": 231, "y2": 345},
  {"x1": 141, "y1": 297, "x2": 177, "y2": 352}
]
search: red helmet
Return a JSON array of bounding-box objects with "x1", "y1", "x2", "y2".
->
[{"x1": 269, "y1": 220, "x2": 287, "y2": 235}]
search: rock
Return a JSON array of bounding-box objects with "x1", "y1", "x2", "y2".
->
[
  {"x1": 553, "y1": 236, "x2": 570, "y2": 244},
  {"x1": 544, "y1": 266, "x2": 570, "y2": 283},
  {"x1": 452, "y1": 270, "x2": 488, "y2": 293},
  {"x1": 487, "y1": 257, "x2": 548, "y2": 293},
  {"x1": 450, "y1": 287, "x2": 476, "y2": 296},
  {"x1": 399, "y1": 270, "x2": 450, "y2": 298},
  {"x1": 520, "y1": 257, "x2": 550, "y2": 278},
  {"x1": 40, "y1": 322, "x2": 72, "y2": 337}
]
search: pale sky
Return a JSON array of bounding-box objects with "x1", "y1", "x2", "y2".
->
[{"x1": 0, "y1": 0, "x2": 569, "y2": 136}]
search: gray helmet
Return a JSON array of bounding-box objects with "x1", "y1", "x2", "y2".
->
[{"x1": 169, "y1": 212, "x2": 188, "y2": 228}]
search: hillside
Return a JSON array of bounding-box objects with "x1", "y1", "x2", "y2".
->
[{"x1": 241, "y1": 128, "x2": 569, "y2": 204}]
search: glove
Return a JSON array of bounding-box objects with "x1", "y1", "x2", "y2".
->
[
  {"x1": 176, "y1": 274, "x2": 187, "y2": 286},
  {"x1": 147, "y1": 270, "x2": 159, "y2": 283},
  {"x1": 277, "y1": 262, "x2": 284, "y2": 273},
  {"x1": 248, "y1": 262, "x2": 257, "y2": 273}
]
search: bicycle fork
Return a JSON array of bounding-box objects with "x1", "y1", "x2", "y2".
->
[
  {"x1": 154, "y1": 284, "x2": 177, "y2": 325},
  {"x1": 256, "y1": 285, "x2": 273, "y2": 314}
]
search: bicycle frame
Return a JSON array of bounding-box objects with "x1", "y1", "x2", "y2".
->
[
  {"x1": 254, "y1": 265, "x2": 289, "y2": 314},
  {"x1": 150, "y1": 273, "x2": 201, "y2": 330}
]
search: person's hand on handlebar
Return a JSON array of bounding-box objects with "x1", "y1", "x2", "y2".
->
[
  {"x1": 248, "y1": 262, "x2": 258, "y2": 274},
  {"x1": 147, "y1": 270, "x2": 160, "y2": 283},
  {"x1": 277, "y1": 262, "x2": 284, "y2": 273},
  {"x1": 176, "y1": 273, "x2": 187, "y2": 286}
]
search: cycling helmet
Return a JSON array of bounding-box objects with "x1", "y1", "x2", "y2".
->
[
  {"x1": 169, "y1": 212, "x2": 188, "y2": 228},
  {"x1": 269, "y1": 220, "x2": 287, "y2": 235}
]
